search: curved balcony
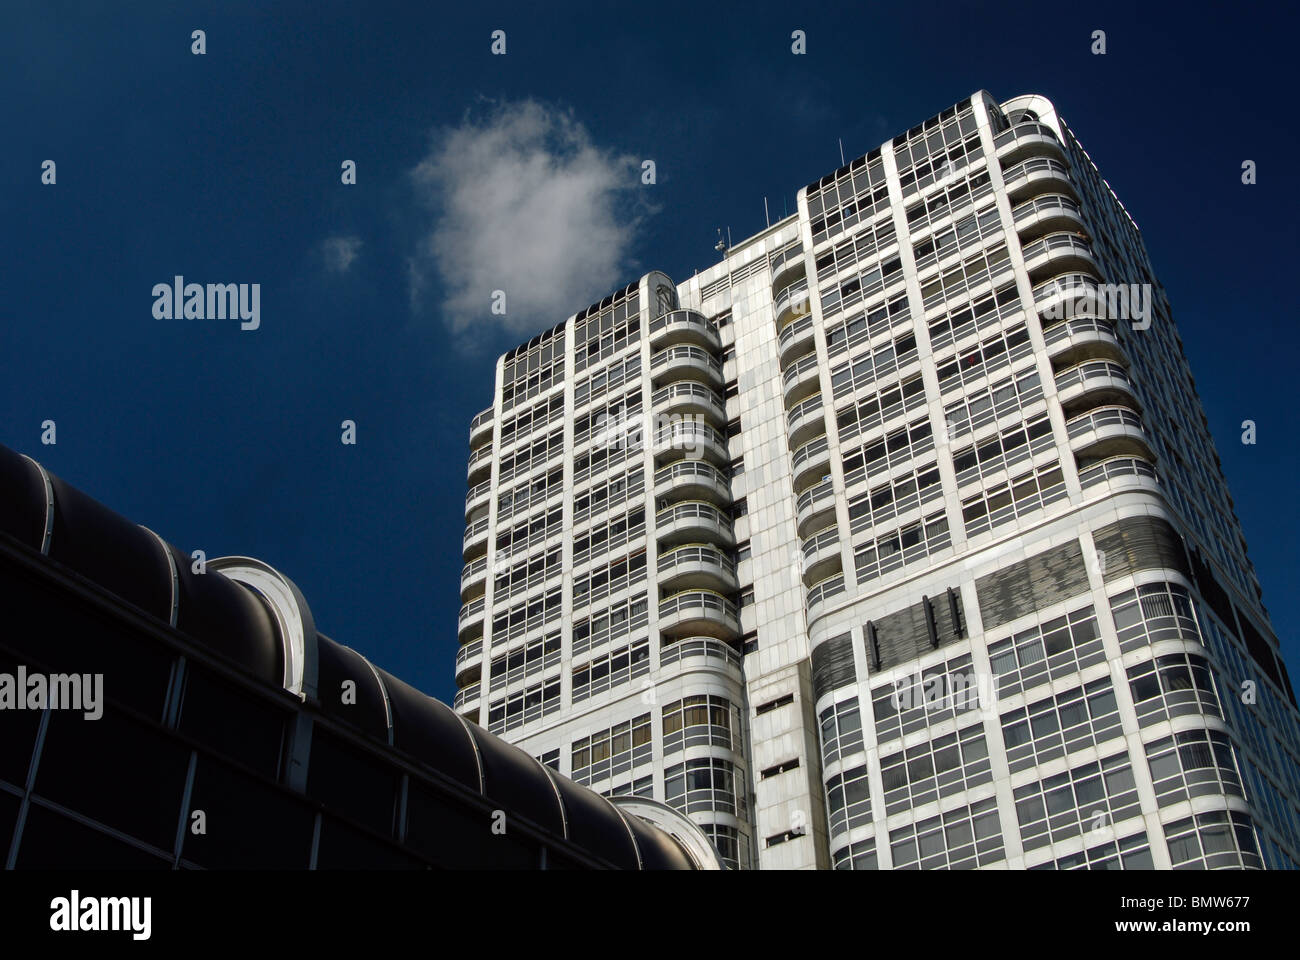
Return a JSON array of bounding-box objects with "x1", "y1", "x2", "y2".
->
[
  {"x1": 1054, "y1": 360, "x2": 1137, "y2": 410},
  {"x1": 806, "y1": 574, "x2": 846, "y2": 623},
  {"x1": 465, "y1": 479, "x2": 491, "y2": 522},
  {"x1": 657, "y1": 543, "x2": 739, "y2": 593},
  {"x1": 653, "y1": 381, "x2": 727, "y2": 426},
  {"x1": 654, "y1": 419, "x2": 730, "y2": 467},
  {"x1": 778, "y1": 314, "x2": 816, "y2": 368},
  {"x1": 469, "y1": 406, "x2": 494, "y2": 450},
  {"x1": 650, "y1": 344, "x2": 724, "y2": 389},
  {"x1": 770, "y1": 245, "x2": 807, "y2": 291},
  {"x1": 655, "y1": 501, "x2": 735, "y2": 549},
  {"x1": 782, "y1": 352, "x2": 822, "y2": 407},
  {"x1": 786, "y1": 393, "x2": 827, "y2": 449},
  {"x1": 796, "y1": 476, "x2": 838, "y2": 538},
  {"x1": 791, "y1": 435, "x2": 832, "y2": 494},
  {"x1": 1042, "y1": 316, "x2": 1122, "y2": 366},
  {"x1": 654, "y1": 459, "x2": 732, "y2": 506},
  {"x1": 1021, "y1": 232, "x2": 1099, "y2": 282},
  {"x1": 458, "y1": 596, "x2": 485, "y2": 643},
  {"x1": 648, "y1": 309, "x2": 721, "y2": 351},
  {"x1": 1033, "y1": 272, "x2": 1100, "y2": 322},
  {"x1": 1066, "y1": 406, "x2": 1153, "y2": 462},
  {"x1": 800, "y1": 526, "x2": 842, "y2": 585},
  {"x1": 658, "y1": 590, "x2": 741, "y2": 641},
  {"x1": 1077, "y1": 455, "x2": 1159, "y2": 493},
  {"x1": 455, "y1": 637, "x2": 484, "y2": 686},
  {"x1": 462, "y1": 515, "x2": 489, "y2": 561},
  {"x1": 460, "y1": 555, "x2": 488, "y2": 601},
  {"x1": 467, "y1": 443, "x2": 493, "y2": 485},
  {"x1": 452, "y1": 682, "x2": 481, "y2": 715},
  {"x1": 774, "y1": 278, "x2": 812, "y2": 330},
  {"x1": 659, "y1": 635, "x2": 744, "y2": 680},
  {"x1": 1012, "y1": 193, "x2": 1086, "y2": 242},
  {"x1": 1002, "y1": 157, "x2": 1076, "y2": 203},
  {"x1": 994, "y1": 121, "x2": 1066, "y2": 165}
]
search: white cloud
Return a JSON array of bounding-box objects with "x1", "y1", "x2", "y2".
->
[
  {"x1": 409, "y1": 100, "x2": 642, "y2": 341},
  {"x1": 322, "y1": 235, "x2": 363, "y2": 273}
]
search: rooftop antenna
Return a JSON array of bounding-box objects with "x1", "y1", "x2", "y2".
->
[
  {"x1": 764, "y1": 196, "x2": 770, "y2": 228},
  {"x1": 839, "y1": 138, "x2": 846, "y2": 166},
  {"x1": 715, "y1": 228, "x2": 727, "y2": 254},
  {"x1": 727, "y1": 226, "x2": 733, "y2": 248}
]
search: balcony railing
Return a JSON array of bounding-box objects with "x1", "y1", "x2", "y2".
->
[
  {"x1": 659, "y1": 636, "x2": 744, "y2": 673},
  {"x1": 648, "y1": 309, "x2": 720, "y2": 348},
  {"x1": 1020, "y1": 232, "x2": 1097, "y2": 273},
  {"x1": 654, "y1": 459, "x2": 730, "y2": 494},
  {"x1": 465, "y1": 479, "x2": 491, "y2": 516},
  {"x1": 1042, "y1": 316, "x2": 1119, "y2": 359},
  {"x1": 801, "y1": 526, "x2": 841, "y2": 565},
  {"x1": 806, "y1": 575, "x2": 846, "y2": 618},
  {"x1": 463, "y1": 515, "x2": 489, "y2": 549},
  {"x1": 1002, "y1": 157, "x2": 1074, "y2": 196},
  {"x1": 1032, "y1": 272, "x2": 1099, "y2": 307},
  {"x1": 458, "y1": 596, "x2": 485, "y2": 633},
  {"x1": 460, "y1": 556, "x2": 487, "y2": 592},
  {"x1": 654, "y1": 420, "x2": 729, "y2": 462},
  {"x1": 655, "y1": 501, "x2": 734, "y2": 541},
  {"x1": 455, "y1": 637, "x2": 483, "y2": 671},
  {"x1": 774, "y1": 278, "x2": 811, "y2": 328},
  {"x1": 658, "y1": 590, "x2": 739, "y2": 628},
  {"x1": 1066, "y1": 405, "x2": 1144, "y2": 440},
  {"x1": 652, "y1": 382, "x2": 727, "y2": 421},
  {"x1": 1012, "y1": 193, "x2": 1082, "y2": 226},
  {"x1": 1078, "y1": 455, "x2": 1158, "y2": 490},
  {"x1": 657, "y1": 544, "x2": 738, "y2": 586},
  {"x1": 1054, "y1": 359, "x2": 1132, "y2": 395},
  {"x1": 452, "y1": 683, "x2": 481, "y2": 711},
  {"x1": 994, "y1": 121, "x2": 1062, "y2": 151},
  {"x1": 650, "y1": 344, "x2": 723, "y2": 381},
  {"x1": 778, "y1": 314, "x2": 815, "y2": 364},
  {"x1": 791, "y1": 435, "x2": 830, "y2": 478}
]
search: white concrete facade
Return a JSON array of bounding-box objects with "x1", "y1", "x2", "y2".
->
[{"x1": 456, "y1": 90, "x2": 1300, "y2": 870}]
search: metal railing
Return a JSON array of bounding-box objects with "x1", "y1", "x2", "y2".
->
[
  {"x1": 1066, "y1": 405, "x2": 1144, "y2": 440},
  {"x1": 657, "y1": 544, "x2": 737, "y2": 580},
  {"x1": 1078, "y1": 456, "x2": 1158, "y2": 489},
  {"x1": 994, "y1": 121, "x2": 1061, "y2": 150},
  {"x1": 659, "y1": 636, "x2": 743, "y2": 672}
]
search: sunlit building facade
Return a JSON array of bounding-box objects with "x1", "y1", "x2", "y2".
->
[{"x1": 455, "y1": 90, "x2": 1300, "y2": 870}]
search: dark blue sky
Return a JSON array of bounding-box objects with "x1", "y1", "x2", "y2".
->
[{"x1": 2, "y1": 1, "x2": 1296, "y2": 704}]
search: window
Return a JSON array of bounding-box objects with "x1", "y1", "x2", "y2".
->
[
  {"x1": 825, "y1": 765, "x2": 873, "y2": 834},
  {"x1": 571, "y1": 638, "x2": 651, "y2": 703},
  {"x1": 879, "y1": 722, "x2": 991, "y2": 816},
  {"x1": 889, "y1": 797, "x2": 1004, "y2": 869},
  {"x1": 662, "y1": 695, "x2": 737, "y2": 753},
  {"x1": 987, "y1": 605, "x2": 1105, "y2": 700},
  {"x1": 1163, "y1": 810, "x2": 1262, "y2": 869},
  {"x1": 1145, "y1": 729, "x2": 1243, "y2": 808},
  {"x1": 664, "y1": 757, "x2": 740, "y2": 816},
  {"x1": 571, "y1": 714, "x2": 653, "y2": 786},
  {"x1": 1013, "y1": 752, "x2": 1142, "y2": 852},
  {"x1": 1126, "y1": 653, "x2": 1221, "y2": 727},
  {"x1": 1000, "y1": 678, "x2": 1122, "y2": 773},
  {"x1": 819, "y1": 697, "x2": 864, "y2": 765}
]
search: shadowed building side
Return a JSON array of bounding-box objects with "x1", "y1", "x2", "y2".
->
[{"x1": 0, "y1": 442, "x2": 721, "y2": 870}]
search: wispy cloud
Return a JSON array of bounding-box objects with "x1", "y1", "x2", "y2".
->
[
  {"x1": 409, "y1": 100, "x2": 643, "y2": 343},
  {"x1": 322, "y1": 235, "x2": 363, "y2": 274}
]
